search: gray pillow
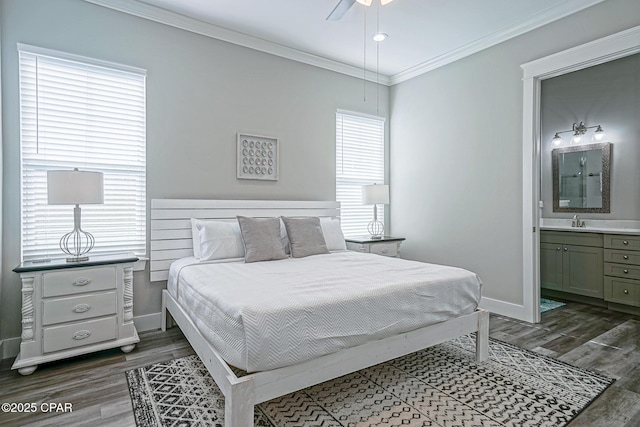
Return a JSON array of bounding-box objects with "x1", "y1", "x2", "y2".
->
[
  {"x1": 237, "y1": 216, "x2": 288, "y2": 263},
  {"x1": 281, "y1": 216, "x2": 330, "y2": 258}
]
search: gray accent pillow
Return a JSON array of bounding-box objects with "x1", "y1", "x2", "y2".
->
[
  {"x1": 237, "y1": 216, "x2": 288, "y2": 263},
  {"x1": 281, "y1": 216, "x2": 330, "y2": 258}
]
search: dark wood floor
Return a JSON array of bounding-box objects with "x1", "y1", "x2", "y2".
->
[{"x1": 0, "y1": 301, "x2": 638, "y2": 426}]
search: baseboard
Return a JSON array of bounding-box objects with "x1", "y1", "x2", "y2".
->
[
  {"x1": 479, "y1": 297, "x2": 527, "y2": 321},
  {"x1": 133, "y1": 312, "x2": 163, "y2": 333},
  {"x1": 2, "y1": 336, "x2": 21, "y2": 360}
]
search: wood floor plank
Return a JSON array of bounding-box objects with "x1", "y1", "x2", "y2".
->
[
  {"x1": 568, "y1": 385, "x2": 640, "y2": 427},
  {"x1": 0, "y1": 304, "x2": 638, "y2": 426}
]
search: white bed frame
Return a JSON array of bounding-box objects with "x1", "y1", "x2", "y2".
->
[{"x1": 151, "y1": 199, "x2": 489, "y2": 427}]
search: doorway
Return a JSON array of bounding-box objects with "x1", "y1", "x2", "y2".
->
[{"x1": 520, "y1": 26, "x2": 640, "y2": 323}]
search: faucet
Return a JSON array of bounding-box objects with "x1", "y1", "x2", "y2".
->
[{"x1": 572, "y1": 214, "x2": 586, "y2": 228}]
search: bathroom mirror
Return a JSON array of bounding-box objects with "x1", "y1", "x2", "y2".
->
[{"x1": 552, "y1": 142, "x2": 611, "y2": 213}]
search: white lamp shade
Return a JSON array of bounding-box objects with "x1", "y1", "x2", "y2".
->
[
  {"x1": 362, "y1": 184, "x2": 389, "y2": 205},
  {"x1": 47, "y1": 169, "x2": 104, "y2": 205}
]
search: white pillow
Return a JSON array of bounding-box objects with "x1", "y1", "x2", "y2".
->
[
  {"x1": 320, "y1": 217, "x2": 347, "y2": 251},
  {"x1": 279, "y1": 217, "x2": 290, "y2": 254},
  {"x1": 192, "y1": 219, "x2": 245, "y2": 261},
  {"x1": 190, "y1": 218, "x2": 202, "y2": 259}
]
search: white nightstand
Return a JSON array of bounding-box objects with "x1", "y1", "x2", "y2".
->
[
  {"x1": 12, "y1": 253, "x2": 139, "y2": 375},
  {"x1": 345, "y1": 236, "x2": 406, "y2": 258}
]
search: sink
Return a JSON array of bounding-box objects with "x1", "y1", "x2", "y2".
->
[{"x1": 539, "y1": 218, "x2": 640, "y2": 235}]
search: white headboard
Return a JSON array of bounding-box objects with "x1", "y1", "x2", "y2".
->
[{"x1": 150, "y1": 199, "x2": 340, "y2": 281}]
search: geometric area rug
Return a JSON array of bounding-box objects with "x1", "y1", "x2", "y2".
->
[{"x1": 126, "y1": 335, "x2": 613, "y2": 427}]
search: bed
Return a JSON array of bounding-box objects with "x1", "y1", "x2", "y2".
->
[{"x1": 151, "y1": 199, "x2": 489, "y2": 427}]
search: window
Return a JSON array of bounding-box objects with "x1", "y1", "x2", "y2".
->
[
  {"x1": 19, "y1": 44, "x2": 146, "y2": 260},
  {"x1": 335, "y1": 110, "x2": 385, "y2": 236}
]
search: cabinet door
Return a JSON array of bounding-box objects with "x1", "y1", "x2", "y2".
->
[
  {"x1": 563, "y1": 245, "x2": 604, "y2": 298},
  {"x1": 540, "y1": 243, "x2": 563, "y2": 291}
]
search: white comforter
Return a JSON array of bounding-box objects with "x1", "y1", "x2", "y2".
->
[{"x1": 168, "y1": 251, "x2": 482, "y2": 372}]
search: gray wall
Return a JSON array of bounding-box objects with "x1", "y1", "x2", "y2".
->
[
  {"x1": 540, "y1": 53, "x2": 640, "y2": 219},
  {"x1": 0, "y1": 0, "x2": 388, "y2": 343},
  {"x1": 390, "y1": 0, "x2": 640, "y2": 305}
]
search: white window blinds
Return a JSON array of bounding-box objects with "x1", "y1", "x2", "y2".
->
[
  {"x1": 19, "y1": 44, "x2": 147, "y2": 260},
  {"x1": 336, "y1": 110, "x2": 385, "y2": 237}
]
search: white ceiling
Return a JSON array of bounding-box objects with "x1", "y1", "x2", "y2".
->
[{"x1": 90, "y1": 0, "x2": 605, "y2": 84}]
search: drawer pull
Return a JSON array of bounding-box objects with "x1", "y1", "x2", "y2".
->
[
  {"x1": 72, "y1": 330, "x2": 91, "y2": 340},
  {"x1": 72, "y1": 304, "x2": 91, "y2": 313},
  {"x1": 73, "y1": 277, "x2": 92, "y2": 287},
  {"x1": 624, "y1": 269, "x2": 629, "y2": 274},
  {"x1": 556, "y1": 247, "x2": 561, "y2": 251},
  {"x1": 381, "y1": 248, "x2": 389, "y2": 254},
  {"x1": 564, "y1": 248, "x2": 568, "y2": 251},
  {"x1": 623, "y1": 255, "x2": 629, "y2": 260},
  {"x1": 623, "y1": 240, "x2": 629, "y2": 245},
  {"x1": 624, "y1": 289, "x2": 629, "y2": 295}
]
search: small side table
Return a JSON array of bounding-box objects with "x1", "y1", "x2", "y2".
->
[
  {"x1": 345, "y1": 236, "x2": 406, "y2": 258},
  {"x1": 12, "y1": 253, "x2": 139, "y2": 375}
]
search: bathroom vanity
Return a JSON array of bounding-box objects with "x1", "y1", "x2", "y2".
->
[{"x1": 540, "y1": 222, "x2": 640, "y2": 314}]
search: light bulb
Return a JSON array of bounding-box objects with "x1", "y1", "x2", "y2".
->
[
  {"x1": 552, "y1": 134, "x2": 562, "y2": 146},
  {"x1": 356, "y1": 0, "x2": 373, "y2": 5},
  {"x1": 594, "y1": 125, "x2": 605, "y2": 141},
  {"x1": 571, "y1": 134, "x2": 582, "y2": 144}
]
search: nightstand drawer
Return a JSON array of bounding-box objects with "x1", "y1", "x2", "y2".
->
[
  {"x1": 604, "y1": 249, "x2": 640, "y2": 266},
  {"x1": 43, "y1": 267, "x2": 116, "y2": 297},
  {"x1": 43, "y1": 317, "x2": 117, "y2": 353},
  {"x1": 604, "y1": 277, "x2": 640, "y2": 307},
  {"x1": 42, "y1": 292, "x2": 117, "y2": 326},
  {"x1": 370, "y1": 242, "x2": 398, "y2": 257},
  {"x1": 604, "y1": 263, "x2": 640, "y2": 280}
]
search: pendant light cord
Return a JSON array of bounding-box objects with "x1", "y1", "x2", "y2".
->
[
  {"x1": 363, "y1": 8, "x2": 367, "y2": 101},
  {"x1": 376, "y1": 3, "x2": 380, "y2": 115}
]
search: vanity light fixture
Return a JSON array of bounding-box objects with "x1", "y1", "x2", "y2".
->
[{"x1": 551, "y1": 121, "x2": 605, "y2": 146}]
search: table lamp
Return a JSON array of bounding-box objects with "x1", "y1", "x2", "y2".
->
[
  {"x1": 47, "y1": 168, "x2": 104, "y2": 262},
  {"x1": 362, "y1": 184, "x2": 389, "y2": 239}
]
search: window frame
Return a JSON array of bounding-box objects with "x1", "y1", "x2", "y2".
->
[
  {"x1": 18, "y1": 43, "x2": 147, "y2": 261},
  {"x1": 335, "y1": 109, "x2": 386, "y2": 237}
]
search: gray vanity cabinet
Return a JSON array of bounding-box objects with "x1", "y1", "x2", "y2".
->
[
  {"x1": 604, "y1": 234, "x2": 640, "y2": 307},
  {"x1": 540, "y1": 243, "x2": 564, "y2": 291},
  {"x1": 540, "y1": 231, "x2": 604, "y2": 298}
]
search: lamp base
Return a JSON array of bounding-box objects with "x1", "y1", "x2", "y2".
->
[
  {"x1": 369, "y1": 235, "x2": 383, "y2": 240},
  {"x1": 367, "y1": 219, "x2": 384, "y2": 240},
  {"x1": 66, "y1": 256, "x2": 90, "y2": 263},
  {"x1": 59, "y1": 205, "x2": 95, "y2": 263}
]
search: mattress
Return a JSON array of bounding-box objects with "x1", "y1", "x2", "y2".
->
[{"x1": 168, "y1": 251, "x2": 482, "y2": 372}]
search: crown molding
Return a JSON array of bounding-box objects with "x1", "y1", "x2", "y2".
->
[
  {"x1": 83, "y1": 0, "x2": 391, "y2": 86},
  {"x1": 85, "y1": 0, "x2": 605, "y2": 87},
  {"x1": 521, "y1": 24, "x2": 640, "y2": 80},
  {"x1": 389, "y1": 0, "x2": 607, "y2": 85}
]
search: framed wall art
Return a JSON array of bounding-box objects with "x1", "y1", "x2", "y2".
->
[{"x1": 237, "y1": 133, "x2": 279, "y2": 181}]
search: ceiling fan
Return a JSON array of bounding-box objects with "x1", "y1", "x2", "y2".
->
[{"x1": 326, "y1": 0, "x2": 395, "y2": 21}]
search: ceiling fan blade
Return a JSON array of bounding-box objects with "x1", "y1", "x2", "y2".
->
[{"x1": 326, "y1": 0, "x2": 357, "y2": 21}]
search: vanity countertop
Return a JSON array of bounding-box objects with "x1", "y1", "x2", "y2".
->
[{"x1": 540, "y1": 219, "x2": 640, "y2": 235}]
